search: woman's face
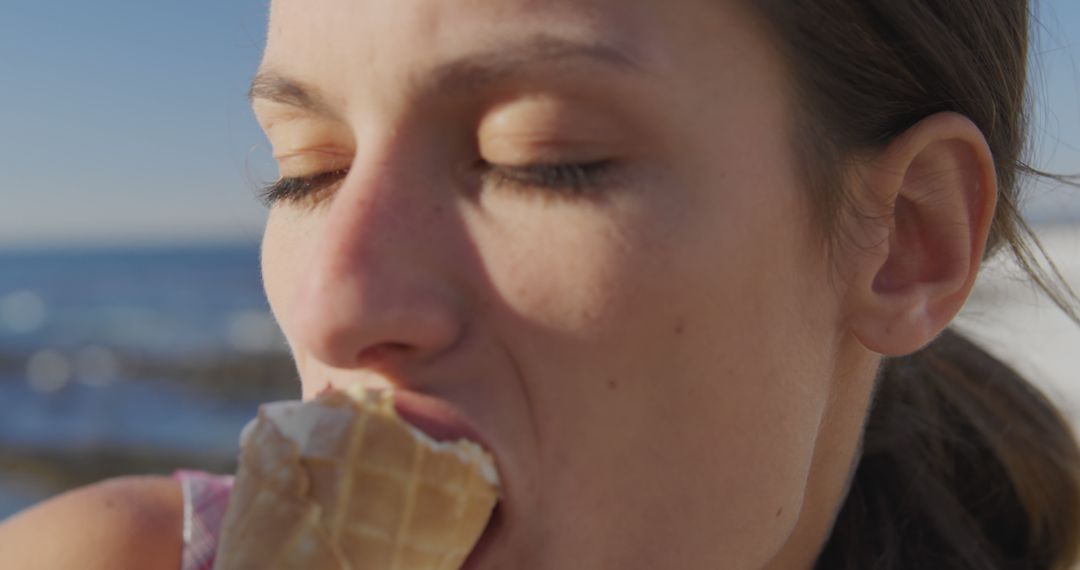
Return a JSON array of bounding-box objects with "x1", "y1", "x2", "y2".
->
[{"x1": 257, "y1": 0, "x2": 851, "y2": 567}]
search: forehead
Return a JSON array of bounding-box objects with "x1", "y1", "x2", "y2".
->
[
  {"x1": 267, "y1": 0, "x2": 639, "y2": 39},
  {"x1": 257, "y1": 0, "x2": 789, "y2": 142},
  {"x1": 264, "y1": 0, "x2": 650, "y2": 72}
]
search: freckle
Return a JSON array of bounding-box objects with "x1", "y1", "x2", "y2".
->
[
  {"x1": 607, "y1": 379, "x2": 617, "y2": 391},
  {"x1": 674, "y1": 321, "x2": 686, "y2": 336}
]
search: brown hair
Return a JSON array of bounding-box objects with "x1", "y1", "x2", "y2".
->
[{"x1": 745, "y1": 1, "x2": 1080, "y2": 568}]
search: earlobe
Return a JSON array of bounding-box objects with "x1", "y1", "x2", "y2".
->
[{"x1": 843, "y1": 112, "x2": 998, "y2": 356}]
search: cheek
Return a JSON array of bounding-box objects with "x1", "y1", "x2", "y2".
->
[
  {"x1": 475, "y1": 169, "x2": 838, "y2": 561},
  {"x1": 262, "y1": 209, "x2": 332, "y2": 399},
  {"x1": 260, "y1": 214, "x2": 287, "y2": 316},
  {"x1": 260, "y1": 209, "x2": 307, "y2": 346},
  {"x1": 466, "y1": 191, "x2": 669, "y2": 342}
]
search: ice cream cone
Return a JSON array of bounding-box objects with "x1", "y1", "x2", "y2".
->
[{"x1": 213, "y1": 388, "x2": 500, "y2": 570}]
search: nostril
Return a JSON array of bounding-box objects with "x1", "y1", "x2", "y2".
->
[{"x1": 354, "y1": 342, "x2": 413, "y2": 367}]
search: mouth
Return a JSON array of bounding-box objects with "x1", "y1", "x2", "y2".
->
[
  {"x1": 389, "y1": 388, "x2": 495, "y2": 451},
  {"x1": 388, "y1": 389, "x2": 508, "y2": 567}
]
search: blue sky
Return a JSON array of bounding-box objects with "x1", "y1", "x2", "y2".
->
[
  {"x1": 2, "y1": 1, "x2": 1079, "y2": 249},
  {"x1": 2, "y1": 1, "x2": 270, "y2": 248}
]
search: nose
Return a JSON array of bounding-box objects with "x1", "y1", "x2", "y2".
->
[{"x1": 283, "y1": 155, "x2": 465, "y2": 372}]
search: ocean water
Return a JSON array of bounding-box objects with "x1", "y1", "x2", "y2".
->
[
  {"x1": 0, "y1": 245, "x2": 280, "y2": 357},
  {"x1": 0, "y1": 244, "x2": 281, "y2": 518}
]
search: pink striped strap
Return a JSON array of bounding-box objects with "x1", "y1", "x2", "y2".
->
[{"x1": 173, "y1": 470, "x2": 234, "y2": 570}]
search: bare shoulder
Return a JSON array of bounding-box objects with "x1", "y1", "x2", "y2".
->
[{"x1": 0, "y1": 475, "x2": 183, "y2": 570}]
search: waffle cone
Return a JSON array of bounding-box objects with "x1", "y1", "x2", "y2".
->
[{"x1": 213, "y1": 389, "x2": 501, "y2": 570}]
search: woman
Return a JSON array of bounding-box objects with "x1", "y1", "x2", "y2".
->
[{"x1": 2, "y1": 0, "x2": 1078, "y2": 568}]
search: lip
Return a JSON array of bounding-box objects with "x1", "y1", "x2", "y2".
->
[{"x1": 390, "y1": 389, "x2": 495, "y2": 454}]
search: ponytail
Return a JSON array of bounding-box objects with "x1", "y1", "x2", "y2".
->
[{"x1": 817, "y1": 328, "x2": 1080, "y2": 569}]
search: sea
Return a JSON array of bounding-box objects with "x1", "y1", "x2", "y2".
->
[
  {"x1": 0, "y1": 227, "x2": 1077, "y2": 520},
  {"x1": 0, "y1": 244, "x2": 284, "y2": 518}
]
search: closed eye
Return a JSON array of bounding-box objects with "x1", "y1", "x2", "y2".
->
[
  {"x1": 258, "y1": 169, "x2": 349, "y2": 208},
  {"x1": 480, "y1": 160, "x2": 616, "y2": 195},
  {"x1": 258, "y1": 160, "x2": 617, "y2": 208}
]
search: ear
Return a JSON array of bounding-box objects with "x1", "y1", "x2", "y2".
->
[{"x1": 841, "y1": 112, "x2": 998, "y2": 356}]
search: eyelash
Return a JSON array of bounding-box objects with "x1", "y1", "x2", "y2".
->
[
  {"x1": 258, "y1": 161, "x2": 616, "y2": 207},
  {"x1": 258, "y1": 169, "x2": 348, "y2": 207}
]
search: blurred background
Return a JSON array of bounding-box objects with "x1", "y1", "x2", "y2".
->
[{"x1": 0, "y1": 0, "x2": 1078, "y2": 519}]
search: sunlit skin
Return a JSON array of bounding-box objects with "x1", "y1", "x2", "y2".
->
[{"x1": 251, "y1": 1, "x2": 998, "y2": 569}]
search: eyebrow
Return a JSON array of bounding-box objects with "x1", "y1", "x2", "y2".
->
[
  {"x1": 248, "y1": 74, "x2": 335, "y2": 115},
  {"x1": 248, "y1": 35, "x2": 646, "y2": 115}
]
